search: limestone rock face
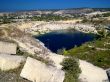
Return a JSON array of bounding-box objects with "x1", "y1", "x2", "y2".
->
[
  {"x1": 13, "y1": 35, "x2": 49, "y2": 55},
  {"x1": 47, "y1": 53, "x2": 65, "y2": 69},
  {"x1": 79, "y1": 60, "x2": 108, "y2": 82},
  {"x1": 0, "y1": 41, "x2": 17, "y2": 54},
  {"x1": 0, "y1": 54, "x2": 25, "y2": 71},
  {"x1": 20, "y1": 57, "x2": 65, "y2": 82},
  {"x1": 25, "y1": 22, "x2": 97, "y2": 35}
]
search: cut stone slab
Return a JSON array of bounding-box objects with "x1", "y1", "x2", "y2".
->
[
  {"x1": 20, "y1": 57, "x2": 65, "y2": 82},
  {"x1": 79, "y1": 60, "x2": 108, "y2": 82},
  {"x1": 0, "y1": 41, "x2": 17, "y2": 54},
  {"x1": 0, "y1": 54, "x2": 25, "y2": 71},
  {"x1": 47, "y1": 53, "x2": 65, "y2": 69}
]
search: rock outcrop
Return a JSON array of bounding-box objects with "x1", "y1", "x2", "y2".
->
[
  {"x1": 0, "y1": 41, "x2": 17, "y2": 54},
  {"x1": 24, "y1": 22, "x2": 97, "y2": 35},
  {"x1": 20, "y1": 57, "x2": 65, "y2": 82},
  {"x1": 0, "y1": 54, "x2": 25, "y2": 71},
  {"x1": 47, "y1": 53, "x2": 65, "y2": 69},
  {"x1": 13, "y1": 35, "x2": 50, "y2": 55},
  {"x1": 79, "y1": 60, "x2": 108, "y2": 82}
]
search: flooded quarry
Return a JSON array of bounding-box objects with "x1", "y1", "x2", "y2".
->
[{"x1": 35, "y1": 30, "x2": 97, "y2": 53}]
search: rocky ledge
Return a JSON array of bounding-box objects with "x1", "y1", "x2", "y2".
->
[{"x1": 22, "y1": 22, "x2": 97, "y2": 35}]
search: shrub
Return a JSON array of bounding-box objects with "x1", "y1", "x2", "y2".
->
[{"x1": 61, "y1": 57, "x2": 81, "y2": 82}]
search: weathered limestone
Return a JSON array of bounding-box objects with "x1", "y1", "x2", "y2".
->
[
  {"x1": 13, "y1": 35, "x2": 49, "y2": 55},
  {"x1": 25, "y1": 22, "x2": 97, "y2": 35},
  {"x1": 47, "y1": 53, "x2": 65, "y2": 69},
  {"x1": 79, "y1": 60, "x2": 108, "y2": 82},
  {"x1": 0, "y1": 41, "x2": 17, "y2": 54},
  {"x1": 20, "y1": 57, "x2": 65, "y2": 82},
  {"x1": 0, "y1": 54, "x2": 25, "y2": 71}
]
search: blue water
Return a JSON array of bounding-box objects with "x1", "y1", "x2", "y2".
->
[{"x1": 35, "y1": 30, "x2": 97, "y2": 53}]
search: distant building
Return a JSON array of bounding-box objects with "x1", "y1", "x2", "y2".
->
[{"x1": 0, "y1": 41, "x2": 17, "y2": 54}]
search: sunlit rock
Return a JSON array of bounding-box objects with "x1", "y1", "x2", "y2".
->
[
  {"x1": 0, "y1": 54, "x2": 25, "y2": 71},
  {"x1": 20, "y1": 57, "x2": 65, "y2": 82},
  {"x1": 0, "y1": 41, "x2": 17, "y2": 54},
  {"x1": 79, "y1": 60, "x2": 108, "y2": 82}
]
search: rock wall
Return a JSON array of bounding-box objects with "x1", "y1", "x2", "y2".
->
[{"x1": 24, "y1": 22, "x2": 97, "y2": 35}]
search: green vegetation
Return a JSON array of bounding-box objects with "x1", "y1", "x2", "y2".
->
[
  {"x1": 63, "y1": 30, "x2": 110, "y2": 69},
  {"x1": 0, "y1": 14, "x2": 75, "y2": 24},
  {"x1": 102, "y1": 13, "x2": 110, "y2": 17},
  {"x1": 82, "y1": 17, "x2": 110, "y2": 25},
  {"x1": 57, "y1": 48, "x2": 69, "y2": 55},
  {"x1": 31, "y1": 14, "x2": 73, "y2": 21},
  {"x1": 0, "y1": 15, "x2": 12, "y2": 24},
  {"x1": 61, "y1": 57, "x2": 81, "y2": 82}
]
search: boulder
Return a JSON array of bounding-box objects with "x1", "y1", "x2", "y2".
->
[
  {"x1": 79, "y1": 60, "x2": 108, "y2": 82},
  {"x1": 0, "y1": 54, "x2": 25, "y2": 71},
  {"x1": 47, "y1": 53, "x2": 65, "y2": 69},
  {"x1": 0, "y1": 41, "x2": 17, "y2": 54},
  {"x1": 20, "y1": 57, "x2": 65, "y2": 82}
]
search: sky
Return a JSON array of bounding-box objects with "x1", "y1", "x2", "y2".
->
[{"x1": 0, "y1": 0, "x2": 110, "y2": 11}]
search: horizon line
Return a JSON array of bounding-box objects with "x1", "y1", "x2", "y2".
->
[{"x1": 0, "y1": 7, "x2": 110, "y2": 13}]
